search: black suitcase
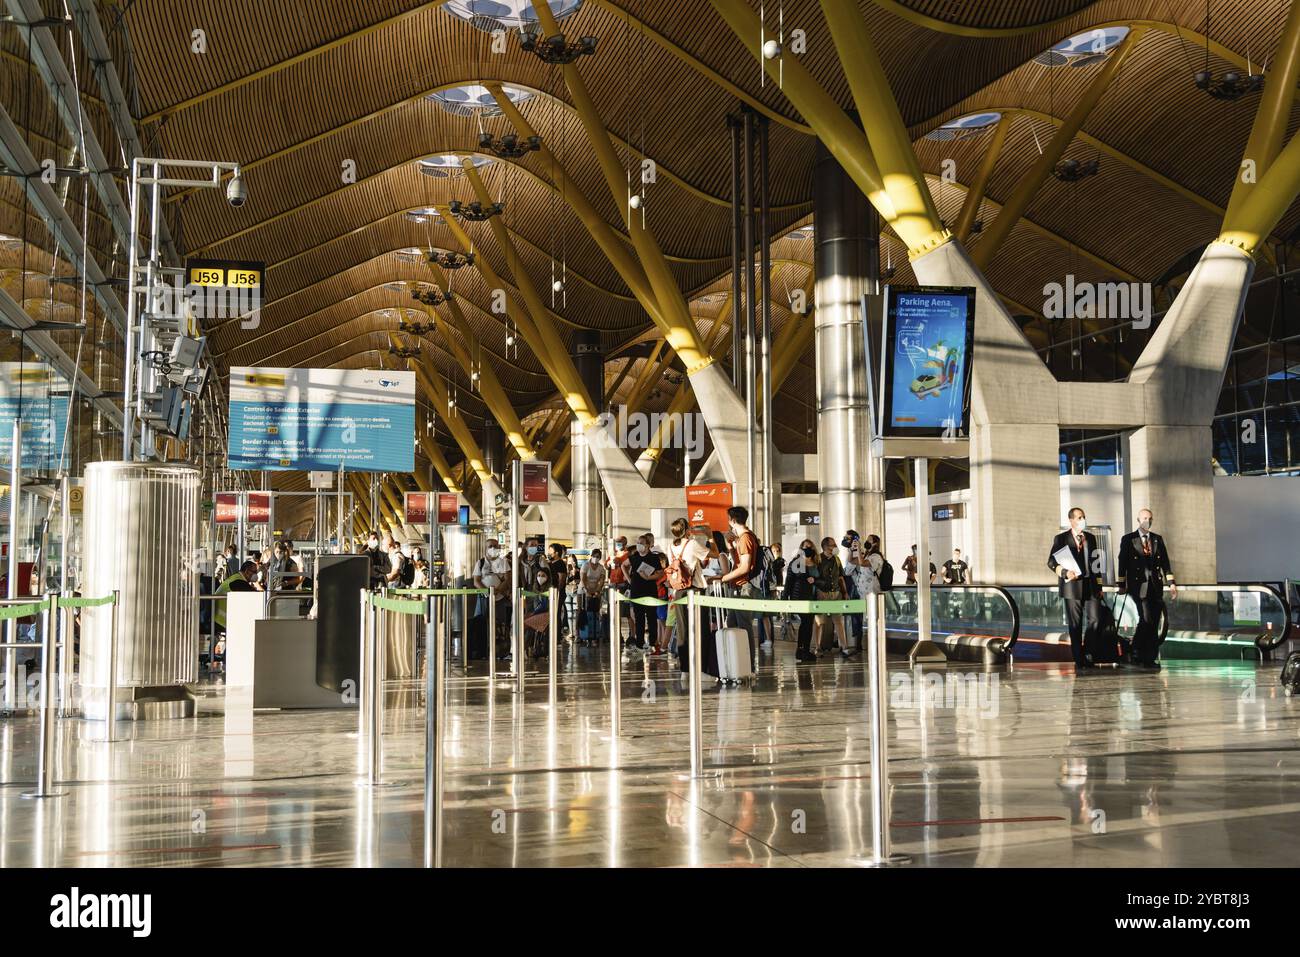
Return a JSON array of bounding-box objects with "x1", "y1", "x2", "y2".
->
[
  {"x1": 1281, "y1": 651, "x2": 1300, "y2": 695},
  {"x1": 1085, "y1": 598, "x2": 1123, "y2": 665}
]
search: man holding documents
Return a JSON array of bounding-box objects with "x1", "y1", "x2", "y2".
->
[{"x1": 1048, "y1": 507, "x2": 1105, "y2": 674}]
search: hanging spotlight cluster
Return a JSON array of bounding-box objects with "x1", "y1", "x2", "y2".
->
[
  {"x1": 478, "y1": 131, "x2": 541, "y2": 159},
  {"x1": 388, "y1": 343, "x2": 422, "y2": 359},
  {"x1": 398, "y1": 316, "x2": 435, "y2": 336},
  {"x1": 519, "y1": 28, "x2": 597, "y2": 64},
  {"x1": 1193, "y1": 68, "x2": 1264, "y2": 101},
  {"x1": 428, "y1": 250, "x2": 474, "y2": 270},
  {"x1": 1052, "y1": 157, "x2": 1101, "y2": 182},
  {"x1": 449, "y1": 199, "x2": 504, "y2": 222},
  {"x1": 411, "y1": 287, "x2": 453, "y2": 306}
]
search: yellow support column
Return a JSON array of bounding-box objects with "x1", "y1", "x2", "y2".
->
[
  {"x1": 1224, "y1": 0, "x2": 1300, "y2": 227},
  {"x1": 441, "y1": 186, "x2": 599, "y2": 425},
  {"x1": 818, "y1": 0, "x2": 947, "y2": 256},
  {"x1": 418, "y1": 431, "x2": 461, "y2": 494},
  {"x1": 972, "y1": 29, "x2": 1142, "y2": 269},
  {"x1": 1219, "y1": 129, "x2": 1300, "y2": 254},
  {"x1": 707, "y1": 0, "x2": 897, "y2": 228},
  {"x1": 953, "y1": 115, "x2": 1009, "y2": 243}
]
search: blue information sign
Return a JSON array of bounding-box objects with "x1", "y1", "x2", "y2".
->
[
  {"x1": 0, "y1": 364, "x2": 70, "y2": 472},
  {"x1": 227, "y1": 367, "x2": 416, "y2": 472}
]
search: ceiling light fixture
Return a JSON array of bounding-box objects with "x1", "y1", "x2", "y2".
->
[
  {"x1": 388, "y1": 343, "x2": 422, "y2": 359},
  {"x1": 412, "y1": 287, "x2": 454, "y2": 306},
  {"x1": 428, "y1": 250, "x2": 474, "y2": 270},
  {"x1": 449, "y1": 199, "x2": 504, "y2": 222},
  {"x1": 519, "y1": 28, "x2": 597, "y2": 64},
  {"x1": 1194, "y1": 67, "x2": 1265, "y2": 101},
  {"x1": 478, "y1": 131, "x2": 542, "y2": 159},
  {"x1": 1052, "y1": 157, "x2": 1101, "y2": 182},
  {"x1": 398, "y1": 317, "x2": 436, "y2": 336}
]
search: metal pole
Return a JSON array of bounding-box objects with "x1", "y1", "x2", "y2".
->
[
  {"x1": 122, "y1": 160, "x2": 140, "y2": 461},
  {"x1": 759, "y1": 116, "x2": 775, "y2": 542},
  {"x1": 743, "y1": 109, "x2": 757, "y2": 524},
  {"x1": 910, "y1": 457, "x2": 943, "y2": 662},
  {"x1": 730, "y1": 115, "x2": 743, "y2": 388},
  {"x1": 22, "y1": 594, "x2": 64, "y2": 799},
  {"x1": 371, "y1": 595, "x2": 385, "y2": 785},
  {"x1": 864, "y1": 592, "x2": 907, "y2": 865},
  {"x1": 609, "y1": 586, "x2": 620, "y2": 741},
  {"x1": 512, "y1": 461, "x2": 523, "y2": 697},
  {"x1": 105, "y1": 589, "x2": 119, "y2": 741},
  {"x1": 688, "y1": 590, "x2": 702, "y2": 778},
  {"x1": 58, "y1": 476, "x2": 71, "y2": 717},
  {"x1": 358, "y1": 587, "x2": 369, "y2": 752},
  {"x1": 424, "y1": 593, "x2": 444, "y2": 867},
  {"x1": 4, "y1": 417, "x2": 21, "y2": 711},
  {"x1": 139, "y1": 161, "x2": 162, "y2": 459},
  {"x1": 488, "y1": 586, "x2": 496, "y2": 686},
  {"x1": 461, "y1": 592, "x2": 468, "y2": 674},
  {"x1": 548, "y1": 585, "x2": 558, "y2": 710}
]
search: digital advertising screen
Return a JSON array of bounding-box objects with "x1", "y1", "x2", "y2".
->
[{"x1": 877, "y1": 285, "x2": 975, "y2": 440}]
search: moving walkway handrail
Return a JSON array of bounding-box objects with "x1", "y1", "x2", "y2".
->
[{"x1": 885, "y1": 584, "x2": 1020, "y2": 655}]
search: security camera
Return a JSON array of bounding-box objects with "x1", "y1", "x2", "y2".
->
[{"x1": 226, "y1": 173, "x2": 247, "y2": 208}]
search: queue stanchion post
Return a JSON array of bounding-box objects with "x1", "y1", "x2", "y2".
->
[
  {"x1": 358, "y1": 588, "x2": 370, "y2": 773},
  {"x1": 424, "y1": 593, "x2": 444, "y2": 867},
  {"x1": 106, "y1": 590, "x2": 120, "y2": 742},
  {"x1": 609, "y1": 587, "x2": 620, "y2": 744},
  {"x1": 487, "y1": 588, "x2": 496, "y2": 687},
  {"x1": 515, "y1": 589, "x2": 525, "y2": 698},
  {"x1": 372, "y1": 595, "x2": 387, "y2": 786},
  {"x1": 862, "y1": 592, "x2": 909, "y2": 866},
  {"x1": 548, "y1": 587, "x2": 558, "y2": 710},
  {"x1": 688, "y1": 590, "x2": 702, "y2": 779},
  {"x1": 22, "y1": 595, "x2": 64, "y2": 799},
  {"x1": 461, "y1": 592, "x2": 469, "y2": 675}
]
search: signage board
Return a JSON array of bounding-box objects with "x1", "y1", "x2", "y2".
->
[
  {"x1": 875, "y1": 284, "x2": 975, "y2": 450},
  {"x1": 686, "y1": 482, "x2": 734, "y2": 533},
  {"x1": 520, "y1": 461, "x2": 551, "y2": 505},
  {"x1": 458, "y1": 504, "x2": 471, "y2": 526},
  {"x1": 0, "y1": 363, "x2": 70, "y2": 473},
  {"x1": 437, "y1": 492, "x2": 459, "y2": 524},
  {"x1": 214, "y1": 492, "x2": 240, "y2": 525},
  {"x1": 227, "y1": 367, "x2": 416, "y2": 472},
  {"x1": 309, "y1": 470, "x2": 335, "y2": 489},
  {"x1": 931, "y1": 503, "x2": 966, "y2": 521},
  {"x1": 247, "y1": 492, "x2": 271, "y2": 525},
  {"x1": 184, "y1": 259, "x2": 264, "y2": 324},
  {"x1": 404, "y1": 492, "x2": 428, "y2": 525}
]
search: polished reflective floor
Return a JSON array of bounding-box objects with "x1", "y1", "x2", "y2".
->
[{"x1": 2, "y1": 640, "x2": 1298, "y2": 867}]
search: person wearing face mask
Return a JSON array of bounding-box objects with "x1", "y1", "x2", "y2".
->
[
  {"x1": 785, "y1": 539, "x2": 821, "y2": 663},
  {"x1": 623, "y1": 534, "x2": 664, "y2": 656},
  {"x1": 1048, "y1": 507, "x2": 1106, "y2": 674},
  {"x1": 1117, "y1": 508, "x2": 1176, "y2": 671},
  {"x1": 578, "y1": 548, "x2": 607, "y2": 643},
  {"x1": 523, "y1": 567, "x2": 553, "y2": 658},
  {"x1": 608, "y1": 535, "x2": 631, "y2": 641},
  {"x1": 360, "y1": 531, "x2": 386, "y2": 587},
  {"x1": 474, "y1": 539, "x2": 512, "y2": 655},
  {"x1": 521, "y1": 538, "x2": 544, "y2": 591},
  {"x1": 665, "y1": 520, "x2": 712, "y2": 667},
  {"x1": 813, "y1": 536, "x2": 849, "y2": 655}
]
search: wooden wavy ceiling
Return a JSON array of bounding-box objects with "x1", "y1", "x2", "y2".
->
[{"x1": 2, "y1": 0, "x2": 1298, "y2": 485}]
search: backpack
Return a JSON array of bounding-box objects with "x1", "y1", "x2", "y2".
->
[
  {"x1": 876, "y1": 559, "x2": 894, "y2": 591},
  {"x1": 754, "y1": 542, "x2": 776, "y2": 595},
  {"x1": 398, "y1": 553, "x2": 415, "y2": 587},
  {"x1": 665, "y1": 543, "x2": 692, "y2": 591}
]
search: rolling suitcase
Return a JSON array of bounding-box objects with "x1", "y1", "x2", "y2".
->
[
  {"x1": 1085, "y1": 597, "x2": 1122, "y2": 665},
  {"x1": 714, "y1": 626, "x2": 754, "y2": 686},
  {"x1": 1281, "y1": 651, "x2": 1300, "y2": 696}
]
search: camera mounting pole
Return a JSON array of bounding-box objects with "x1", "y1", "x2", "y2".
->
[{"x1": 122, "y1": 158, "x2": 242, "y2": 462}]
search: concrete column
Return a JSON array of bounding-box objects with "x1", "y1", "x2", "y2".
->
[
  {"x1": 1126, "y1": 426, "x2": 1214, "y2": 583},
  {"x1": 571, "y1": 330, "x2": 604, "y2": 550},
  {"x1": 813, "y1": 134, "x2": 884, "y2": 543}
]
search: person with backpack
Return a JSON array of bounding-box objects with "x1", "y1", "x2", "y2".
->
[{"x1": 665, "y1": 519, "x2": 710, "y2": 663}]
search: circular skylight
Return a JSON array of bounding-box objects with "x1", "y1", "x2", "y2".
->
[
  {"x1": 1033, "y1": 27, "x2": 1129, "y2": 67},
  {"x1": 416, "y1": 153, "x2": 493, "y2": 177},
  {"x1": 405, "y1": 207, "x2": 444, "y2": 223},
  {"x1": 441, "y1": 0, "x2": 583, "y2": 31},
  {"x1": 925, "y1": 112, "x2": 1002, "y2": 141},
  {"x1": 427, "y1": 83, "x2": 533, "y2": 118}
]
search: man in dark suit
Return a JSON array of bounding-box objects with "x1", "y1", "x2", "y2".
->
[
  {"x1": 1117, "y1": 507, "x2": 1176, "y2": 672},
  {"x1": 1047, "y1": 507, "x2": 1106, "y2": 674}
]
